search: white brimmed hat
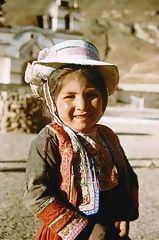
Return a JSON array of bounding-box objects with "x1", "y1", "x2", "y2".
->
[{"x1": 25, "y1": 40, "x2": 119, "y2": 96}]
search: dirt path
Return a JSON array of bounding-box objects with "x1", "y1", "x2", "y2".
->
[{"x1": 0, "y1": 168, "x2": 159, "y2": 240}]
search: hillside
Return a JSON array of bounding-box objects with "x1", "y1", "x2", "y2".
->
[
  {"x1": 79, "y1": 0, "x2": 159, "y2": 82},
  {"x1": 2, "y1": 0, "x2": 159, "y2": 83}
]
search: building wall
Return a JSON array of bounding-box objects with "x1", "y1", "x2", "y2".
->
[{"x1": 0, "y1": 57, "x2": 11, "y2": 84}]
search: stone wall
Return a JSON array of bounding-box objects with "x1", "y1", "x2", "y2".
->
[{"x1": 0, "y1": 87, "x2": 49, "y2": 133}]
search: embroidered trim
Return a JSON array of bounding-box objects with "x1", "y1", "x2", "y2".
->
[
  {"x1": 37, "y1": 199, "x2": 67, "y2": 225},
  {"x1": 58, "y1": 214, "x2": 88, "y2": 240},
  {"x1": 49, "y1": 209, "x2": 74, "y2": 233},
  {"x1": 36, "y1": 197, "x2": 55, "y2": 215},
  {"x1": 47, "y1": 123, "x2": 75, "y2": 202},
  {"x1": 47, "y1": 123, "x2": 100, "y2": 213},
  {"x1": 65, "y1": 125, "x2": 99, "y2": 214},
  {"x1": 78, "y1": 156, "x2": 99, "y2": 215},
  {"x1": 49, "y1": 209, "x2": 70, "y2": 228}
]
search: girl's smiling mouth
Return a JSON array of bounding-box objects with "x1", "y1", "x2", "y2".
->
[{"x1": 74, "y1": 114, "x2": 90, "y2": 119}]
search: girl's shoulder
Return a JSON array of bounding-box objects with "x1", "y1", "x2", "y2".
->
[
  {"x1": 32, "y1": 124, "x2": 59, "y2": 148},
  {"x1": 97, "y1": 124, "x2": 120, "y2": 146}
]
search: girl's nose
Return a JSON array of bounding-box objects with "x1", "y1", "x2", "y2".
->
[{"x1": 76, "y1": 95, "x2": 87, "y2": 111}]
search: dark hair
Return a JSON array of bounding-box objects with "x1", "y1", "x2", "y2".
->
[{"x1": 43, "y1": 64, "x2": 108, "y2": 119}]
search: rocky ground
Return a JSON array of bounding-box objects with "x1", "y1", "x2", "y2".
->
[{"x1": 0, "y1": 168, "x2": 159, "y2": 240}]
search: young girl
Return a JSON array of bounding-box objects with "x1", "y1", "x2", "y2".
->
[{"x1": 24, "y1": 40, "x2": 139, "y2": 240}]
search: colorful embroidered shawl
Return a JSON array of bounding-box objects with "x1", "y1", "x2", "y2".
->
[{"x1": 35, "y1": 122, "x2": 138, "y2": 240}]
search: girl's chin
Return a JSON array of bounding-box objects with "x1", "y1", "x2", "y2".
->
[
  {"x1": 73, "y1": 125, "x2": 97, "y2": 134},
  {"x1": 62, "y1": 120, "x2": 97, "y2": 133}
]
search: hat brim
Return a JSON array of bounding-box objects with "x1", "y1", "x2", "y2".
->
[{"x1": 35, "y1": 58, "x2": 119, "y2": 95}]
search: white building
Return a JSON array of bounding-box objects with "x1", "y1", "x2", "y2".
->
[{"x1": 0, "y1": 0, "x2": 82, "y2": 85}]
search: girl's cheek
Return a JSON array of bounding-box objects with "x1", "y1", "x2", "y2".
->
[{"x1": 62, "y1": 102, "x2": 70, "y2": 110}]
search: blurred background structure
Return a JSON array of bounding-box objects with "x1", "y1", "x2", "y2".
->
[{"x1": 0, "y1": 1, "x2": 159, "y2": 239}]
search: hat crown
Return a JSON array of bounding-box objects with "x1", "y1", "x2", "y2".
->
[{"x1": 38, "y1": 40, "x2": 100, "y2": 61}]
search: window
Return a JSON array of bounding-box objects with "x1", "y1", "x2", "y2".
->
[
  {"x1": 61, "y1": 0, "x2": 69, "y2": 7},
  {"x1": 65, "y1": 14, "x2": 70, "y2": 30}
]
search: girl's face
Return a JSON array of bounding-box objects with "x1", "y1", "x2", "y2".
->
[{"x1": 55, "y1": 71, "x2": 103, "y2": 133}]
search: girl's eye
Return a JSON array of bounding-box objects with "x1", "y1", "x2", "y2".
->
[{"x1": 63, "y1": 95, "x2": 75, "y2": 99}]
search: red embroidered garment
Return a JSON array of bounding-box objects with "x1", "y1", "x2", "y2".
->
[
  {"x1": 35, "y1": 123, "x2": 89, "y2": 240},
  {"x1": 24, "y1": 123, "x2": 139, "y2": 240}
]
